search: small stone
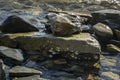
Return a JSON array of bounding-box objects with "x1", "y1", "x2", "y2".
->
[
  {"x1": 54, "y1": 59, "x2": 67, "y2": 65},
  {"x1": 9, "y1": 66, "x2": 42, "y2": 77},
  {"x1": 101, "y1": 72, "x2": 120, "y2": 80},
  {"x1": 107, "y1": 44, "x2": 120, "y2": 53}
]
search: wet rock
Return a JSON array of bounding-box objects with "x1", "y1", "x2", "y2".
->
[
  {"x1": 0, "y1": 15, "x2": 39, "y2": 33},
  {"x1": 93, "y1": 23, "x2": 113, "y2": 41},
  {"x1": 114, "y1": 29, "x2": 120, "y2": 41},
  {"x1": 13, "y1": 75, "x2": 47, "y2": 80},
  {"x1": 92, "y1": 9, "x2": 120, "y2": 29},
  {"x1": 0, "y1": 46, "x2": 24, "y2": 63},
  {"x1": 46, "y1": 13, "x2": 80, "y2": 36},
  {"x1": 107, "y1": 44, "x2": 120, "y2": 53},
  {"x1": 9, "y1": 66, "x2": 42, "y2": 77},
  {"x1": 0, "y1": 60, "x2": 6, "y2": 80},
  {"x1": 101, "y1": 72, "x2": 120, "y2": 80}
]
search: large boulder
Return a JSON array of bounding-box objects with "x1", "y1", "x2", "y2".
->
[
  {"x1": 0, "y1": 15, "x2": 39, "y2": 33},
  {"x1": 9, "y1": 66, "x2": 42, "y2": 77},
  {"x1": 0, "y1": 46, "x2": 24, "y2": 64},
  {"x1": 93, "y1": 23, "x2": 113, "y2": 41},
  {"x1": 14, "y1": 32, "x2": 101, "y2": 66},
  {"x1": 46, "y1": 13, "x2": 80, "y2": 36}
]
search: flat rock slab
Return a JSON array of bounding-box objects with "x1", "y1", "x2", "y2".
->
[
  {"x1": 0, "y1": 46, "x2": 24, "y2": 62},
  {"x1": 14, "y1": 32, "x2": 101, "y2": 54},
  {"x1": 9, "y1": 66, "x2": 42, "y2": 77}
]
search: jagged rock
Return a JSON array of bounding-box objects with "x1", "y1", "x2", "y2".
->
[
  {"x1": 93, "y1": 23, "x2": 113, "y2": 41},
  {"x1": 9, "y1": 66, "x2": 42, "y2": 77},
  {"x1": 0, "y1": 15, "x2": 39, "y2": 33},
  {"x1": 0, "y1": 46, "x2": 24, "y2": 63},
  {"x1": 46, "y1": 13, "x2": 80, "y2": 36},
  {"x1": 13, "y1": 75, "x2": 47, "y2": 80},
  {"x1": 92, "y1": 9, "x2": 120, "y2": 29},
  {"x1": 107, "y1": 44, "x2": 120, "y2": 53},
  {"x1": 0, "y1": 60, "x2": 5, "y2": 80}
]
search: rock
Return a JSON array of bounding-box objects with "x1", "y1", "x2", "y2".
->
[
  {"x1": 101, "y1": 72, "x2": 120, "y2": 80},
  {"x1": 15, "y1": 33, "x2": 100, "y2": 67},
  {"x1": 114, "y1": 29, "x2": 120, "y2": 40},
  {"x1": 9, "y1": 66, "x2": 42, "y2": 77},
  {"x1": 108, "y1": 40, "x2": 120, "y2": 48},
  {"x1": 0, "y1": 36, "x2": 17, "y2": 48},
  {"x1": 0, "y1": 46, "x2": 24, "y2": 63},
  {"x1": 0, "y1": 15, "x2": 39, "y2": 33},
  {"x1": 92, "y1": 9, "x2": 120, "y2": 29},
  {"x1": 46, "y1": 13, "x2": 80, "y2": 36},
  {"x1": 0, "y1": 60, "x2": 5, "y2": 80},
  {"x1": 93, "y1": 23, "x2": 113, "y2": 41},
  {"x1": 107, "y1": 44, "x2": 120, "y2": 53},
  {"x1": 13, "y1": 75, "x2": 47, "y2": 80}
]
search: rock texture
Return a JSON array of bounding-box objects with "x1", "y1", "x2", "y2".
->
[{"x1": 0, "y1": 60, "x2": 5, "y2": 80}]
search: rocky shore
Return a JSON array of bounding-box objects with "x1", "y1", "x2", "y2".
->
[{"x1": 0, "y1": 0, "x2": 120, "y2": 80}]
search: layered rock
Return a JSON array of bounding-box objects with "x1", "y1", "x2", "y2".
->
[{"x1": 0, "y1": 15, "x2": 39, "y2": 33}]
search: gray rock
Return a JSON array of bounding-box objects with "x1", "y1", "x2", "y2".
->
[
  {"x1": 9, "y1": 66, "x2": 42, "y2": 77},
  {"x1": 13, "y1": 75, "x2": 47, "y2": 80},
  {"x1": 93, "y1": 23, "x2": 113, "y2": 40},
  {"x1": 0, "y1": 15, "x2": 39, "y2": 33},
  {"x1": 0, "y1": 46, "x2": 24, "y2": 62}
]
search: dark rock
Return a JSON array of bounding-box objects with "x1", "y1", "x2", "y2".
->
[
  {"x1": 0, "y1": 15, "x2": 39, "y2": 33},
  {"x1": 9, "y1": 66, "x2": 42, "y2": 77},
  {"x1": 107, "y1": 44, "x2": 120, "y2": 53},
  {"x1": 93, "y1": 23, "x2": 113, "y2": 41},
  {"x1": 0, "y1": 60, "x2": 6, "y2": 80},
  {"x1": 0, "y1": 46, "x2": 24, "y2": 63},
  {"x1": 92, "y1": 9, "x2": 120, "y2": 29}
]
